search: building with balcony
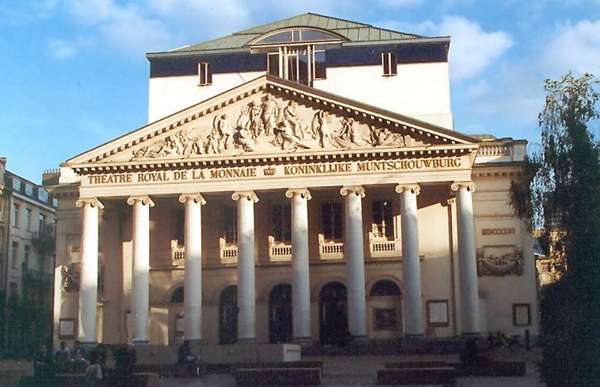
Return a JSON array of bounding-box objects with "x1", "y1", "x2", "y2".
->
[
  {"x1": 47, "y1": 13, "x2": 538, "y2": 348},
  {"x1": 0, "y1": 157, "x2": 57, "y2": 354}
]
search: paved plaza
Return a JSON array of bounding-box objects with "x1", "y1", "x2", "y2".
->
[{"x1": 155, "y1": 353, "x2": 544, "y2": 387}]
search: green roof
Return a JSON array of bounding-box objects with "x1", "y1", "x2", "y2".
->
[{"x1": 163, "y1": 13, "x2": 424, "y2": 55}]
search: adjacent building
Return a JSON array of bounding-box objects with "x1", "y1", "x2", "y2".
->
[
  {"x1": 0, "y1": 157, "x2": 57, "y2": 354},
  {"x1": 47, "y1": 13, "x2": 538, "y2": 348}
]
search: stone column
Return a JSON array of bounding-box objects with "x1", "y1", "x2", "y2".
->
[
  {"x1": 126, "y1": 195, "x2": 155, "y2": 344},
  {"x1": 76, "y1": 197, "x2": 103, "y2": 344},
  {"x1": 340, "y1": 186, "x2": 367, "y2": 340},
  {"x1": 232, "y1": 191, "x2": 258, "y2": 343},
  {"x1": 395, "y1": 184, "x2": 424, "y2": 336},
  {"x1": 179, "y1": 193, "x2": 206, "y2": 343},
  {"x1": 285, "y1": 188, "x2": 312, "y2": 343},
  {"x1": 451, "y1": 181, "x2": 481, "y2": 335}
]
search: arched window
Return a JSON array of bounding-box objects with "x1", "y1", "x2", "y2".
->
[
  {"x1": 370, "y1": 280, "x2": 401, "y2": 297},
  {"x1": 170, "y1": 287, "x2": 184, "y2": 303},
  {"x1": 253, "y1": 28, "x2": 342, "y2": 45}
]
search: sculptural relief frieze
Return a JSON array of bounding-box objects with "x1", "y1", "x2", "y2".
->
[
  {"x1": 130, "y1": 92, "x2": 429, "y2": 161},
  {"x1": 476, "y1": 246, "x2": 524, "y2": 276}
]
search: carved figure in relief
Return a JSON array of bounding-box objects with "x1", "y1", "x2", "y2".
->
[
  {"x1": 311, "y1": 110, "x2": 333, "y2": 148},
  {"x1": 368, "y1": 125, "x2": 405, "y2": 147},
  {"x1": 261, "y1": 94, "x2": 279, "y2": 136},
  {"x1": 233, "y1": 123, "x2": 255, "y2": 152},
  {"x1": 246, "y1": 101, "x2": 264, "y2": 138},
  {"x1": 273, "y1": 122, "x2": 309, "y2": 151},
  {"x1": 334, "y1": 117, "x2": 361, "y2": 148},
  {"x1": 282, "y1": 101, "x2": 304, "y2": 139}
]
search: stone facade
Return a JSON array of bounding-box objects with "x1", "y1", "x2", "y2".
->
[{"x1": 46, "y1": 15, "x2": 539, "y2": 347}]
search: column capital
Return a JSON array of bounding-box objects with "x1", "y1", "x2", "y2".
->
[
  {"x1": 76, "y1": 197, "x2": 104, "y2": 209},
  {"x1": 451, "y1": 181, "x2": 476, "y2": 193},
  {"x1": 395, "y1": 183, "x2": 421, "y2": 195},
  {"x1": 340, "y1": 185, "x2": 365, "y2": 198},
  {"x1": 178, "y1": 193, "x2": 206, "y2": 205},
  {"x1": 442, "y1": 197, "x2": 456, "y2": 207},
  {"x1": 127, "y1": 195, "x2": 155, "y2": 207},
  {"x1": 285, "y1": 188, "x2": 312, "y2": 200},
  {"x1": 232, "y1": 191, "x2": 259, "y2": 203}
]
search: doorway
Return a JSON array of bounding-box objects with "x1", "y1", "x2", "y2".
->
[
  {"x1": 269, "y1": 283, "x2": 293, "y2": 343},
  {"x1": 319, "y1": 281, "x2": 348, "y2": 345},
  {"x1": 219, "y1": 285, "x2": 238, "y2": 344}
]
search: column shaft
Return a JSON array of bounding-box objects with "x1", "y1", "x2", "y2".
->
[
  {"x1": 233, "y1": 191, "x2": 258, "y2": 342},
  {"x1": 76, "y1": 198, "x2": 103, "y2": 344},
  {"x1": 286, "y1": 189, "x2": 311, "y2": 342},
  {"x1": 453, "y1": 182, "x2": 481, "y2": 335},
  {"x1": 341, "y1": 186, "x2": 367, "y2": 339},
  {"x1": 180, "y1": 194, "x2": 205, "y2": 343},
  {"x1": 397, "y1": 184, "x2": 424, "y2": 336},
  {"x1": 128, "y1": 195, "x2": 154, "y2": 344}
]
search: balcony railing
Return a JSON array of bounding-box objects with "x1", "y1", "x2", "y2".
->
[
  {"x1": 318, "y1": 234, "x2": 344, "y2": 260},
  {"x1": 369, "y1": 233, "x2": 401, "y2": 258},
  {"x1": 219, "y1": 238, "x2": 238, "y2": 264},
  {"x1": 268, "y1": 236, "x2": 291, "y2": 262},
  {"x1": 171, "y1": 240, "x2": 185, "y2": 266}
]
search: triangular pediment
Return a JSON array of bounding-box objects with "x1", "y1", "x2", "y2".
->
[{"x1": 67, "y1": 75, "x2": 479, "y2": 168}]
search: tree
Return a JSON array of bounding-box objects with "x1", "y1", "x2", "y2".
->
[{"x1": 511, "y1": 72, "x2": 600, "y2": 386}]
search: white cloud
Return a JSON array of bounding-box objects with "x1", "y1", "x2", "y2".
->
[
  {"x1": 542, "y1": 19, "x2": 600, "y2": 76},
  {"x1": 438, "y1": 16, "x2": 513, "y2": 82},
  {"x1": 375, "y1": 0, "x2": 426, "y2": 8},
  {"x1": 48, "y1": 39, "x2": 78, "y2": 59},
  {"x1": 64, "y1": 0, "x2": 173, "y2": 54},
  {"x1": 380, "y1": 16, "x2": 513, "y2": 82}
]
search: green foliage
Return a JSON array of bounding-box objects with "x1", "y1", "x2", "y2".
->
[{"x1": 515, "y1": 72, "x2": 600, "y2": 386}]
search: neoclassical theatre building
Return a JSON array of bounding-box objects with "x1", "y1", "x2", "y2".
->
[{"x1": 48, "y1": 13, "x2": 538, "y2": 348}]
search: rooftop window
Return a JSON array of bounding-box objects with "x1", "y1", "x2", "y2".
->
[{"x1": 253, "y1": 28, "x2": 342, "y2": 46}]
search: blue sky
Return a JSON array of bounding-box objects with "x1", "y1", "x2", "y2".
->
[{"x1": 1, "y1": 0, "x2": 600, "y2": 181}]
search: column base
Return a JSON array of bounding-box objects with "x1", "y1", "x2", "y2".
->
[
  {"x1": 292, "y1": 336, "x2": 313, "y2": 346},
  {"x1": 404, "y1": 333, "x2": 425, "y2": 339},
  {"x1": 236, "y1": 337, "x2": 256, "y2": 344},
  {"x1": 184, "y1": 339, "x2": 202, "y2": 345},
  {"x1": 351, "y1": 335, "x2": 369, "y2": 345},
  {"x1": 461, "y1": 332, "x2": 481, "y2": 337},
  {"x1": 78, "y1": 341, "x2": 97, "y2": 349},
  {"x1": 132, "y1": 339, "x2": 149, "y2": 345}
]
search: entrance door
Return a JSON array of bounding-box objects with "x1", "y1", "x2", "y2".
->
[
  {"x1": 319, "y1": 282, "x2": 348, "y2": 345},
  {"x1": 219, "y1": 285, "x2": 238, "y2": 344},
  {"x1": 269, "y1": 284, "x2": 292, "y2": 343}
]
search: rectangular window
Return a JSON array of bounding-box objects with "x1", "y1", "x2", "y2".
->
[
  {"x1": 267, "y1": 53, "x2": 280, "y2": 77},
  {"x1": 372, "y1": 200, "x2": 394, "y2": 239},
  {"x1": 25, "y1": 184, "x2": 33, "y2": 196},
  {"x1": 25, "y1": 208, "x2": 32, "y2": 231},
  {"x1": 11, "y1": 241, "x2": 18, "y2": 269},
  {"x1": 171, "y1": 208, "x2": 184, "y2": 244},
  {"x1": 38, "y1": 188, "x2": 48, "y2": 202},
  {"x1": 12, "y1": 203, "x2": 20, "y2": 228},
  {"x1": 198, "y1": 62, "x2": 212, "y2": 86},
  {"x1": 321, "y1": 202, "x2": 343, "y2": 241},
  {"x1": 12, "y1": 177, "x2": 21, "y2": 191},
  {"x1": 287, "y1": 53, "x2": 299, "y2": 82},
  {"x1": 9, "y1": 282, "x2": 17, "y2": 300},
  {"x1": 39, "y1": 214, "x2": 47, "y2": 234},
  {"x1": 382, "y1": 52, "x2": 397, "y2": 76},
  {"x1": 221, "y1": 205, "x2": 237, "y2": 243},
  {"x1": 24, "y1": 245, "x2": 30, "y2": 270},
  {"x1": 313, "y1": 50, "x2": 326, "y2": 79},
  {"x1": 271, "y1": 204, "x2": 291, "y2": 242}
]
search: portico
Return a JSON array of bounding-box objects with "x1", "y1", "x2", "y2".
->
[
  {"x1": 48, "y1": 73, "x2": 536, "y2": 349},
  {"x1": 74, "y1": 177, "x2": 481, "y2": 346}
]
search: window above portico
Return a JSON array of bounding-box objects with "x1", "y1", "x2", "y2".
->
[{"x1": 250, "y1": 27, "x2": 344, "y2": 86}]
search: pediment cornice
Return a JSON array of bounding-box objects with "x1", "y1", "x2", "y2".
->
[{"x1": 66, "y1": 74, "x2": 479, "y2": 173}]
